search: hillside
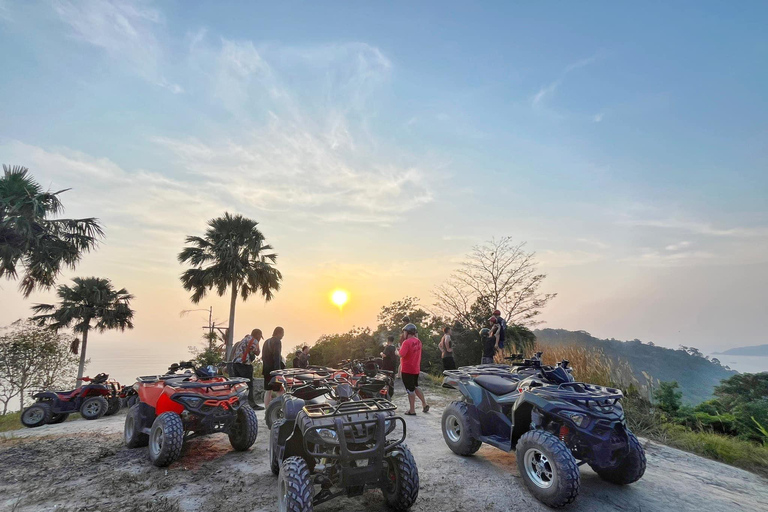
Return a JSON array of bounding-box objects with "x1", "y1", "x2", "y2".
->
[
  {"x1": 534, "y1": 329, "x2": 737, "y2": 405},
  {"x1": 717, "y1": 344, "x2": 768, "y2": 357}
]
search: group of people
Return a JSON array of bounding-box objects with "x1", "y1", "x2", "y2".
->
[
  {"x1": 228, "y1": 326, "x2": 287, "y2": 411},
  {"x1": 225, "y1": 309, "x2": 507, "y2": 417}
]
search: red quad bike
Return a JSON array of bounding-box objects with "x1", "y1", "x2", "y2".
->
[
  {"x1": 124, "y1": 361, "x2": 259, "y2": 467},
  {"x1": 338, "y1": 358, "x2": 394, "y2": 400},
  {"x1": 21, "y1": 373, "x2": 113, "y2": 428}
]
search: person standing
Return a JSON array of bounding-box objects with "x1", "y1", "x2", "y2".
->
[
  {"x1": 381, "y1": 335, "x2": 399, "y2": 373},
  {"x1": 229, "y1": 329, "x2": 264, "y2": 410},
  {"x1": 261, "y1": 326, "x2": 285, "y2": 408},
  {"x1": 492, "y1": 309, "x2": 507, "y2": 349},
  {"x1": 439, "y1": 326, "x2": 456, "y2": 371},
  {"x1": 297, "y1": 346, "x2": 310, "y2": 368},
  {"x1": 480, "y1": 327, "x2": 496, "y2": 364},
  {"x1": 399, "y1": 323, "x2": 429, "y2": 415}
]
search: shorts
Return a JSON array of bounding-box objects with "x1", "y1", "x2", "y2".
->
[
  {"x1": 402, "y1": 372, "x2": 419, "y2": 393},
  {"x1": 481, "y1": 356, "x2": 495, "y2": 364},
  {"x1": 262, "y1": 367, "x2": 281, "y2": 391},
  {"x1": 442, "y1": 356, "x2": 456, "y2": 371}
]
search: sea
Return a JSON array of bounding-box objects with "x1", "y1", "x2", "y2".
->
[{"x1": 709, "y1": 354, "x2": 768, "y2": 374}]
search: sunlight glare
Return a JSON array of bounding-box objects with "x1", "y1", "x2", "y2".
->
[{"x1": 331, "y1": 289, "x2": 349, "y2": 308}]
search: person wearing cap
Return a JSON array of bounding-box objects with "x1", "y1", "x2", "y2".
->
[
  {"x1": 399, "y1": 323, "x2": 429, "y2": 415},
  {"x1": 480, "y1": 327, "x2": 496, "y2": 364},
  {"x1": 491, "y1": 309, "x2": 507, "y2": 349},
  {"x1": 229, "y1": 328, "x2": 264, "y2": 409}
]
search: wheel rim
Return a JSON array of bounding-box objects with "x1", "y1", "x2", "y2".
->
[
  {"x1": 151, "y1": 425, "x2": 164, "y2": 454},
  {"x1": 270, "y1": 406, "x2": 283, "y2": 426},
  {"x1": 445, "y1": 414, "x2": 462, "y2": 443},
  {"x1": 126, "y1": 416, "x2": 134, "y2": 438},
  {"x1": 84, "y1": 400, "x2": 100, "y2": 416},
  {"x1": 278, "y1": 476, "x2": 288, "y2": 512},
  {"x1": 25, "y1": 407, "x2": 44, "y2": 424},
  {"x1": 524, "y1": 448, "x2": 555, "y2": 489}
]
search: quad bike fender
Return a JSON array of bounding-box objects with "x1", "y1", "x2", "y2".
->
[
  {"x1": 443, "y1": 377, "x2": 486, "y2": 406},
  {"x1": 510, "y1": 391, "x2": 573, "y2": 447},
  {"x1": 155, "y1": 392, "x2": 185, "y2": 416},
  {"x1": 82, "y1": 386, "x2": 111, "y2": 398},
  {"x1": 282, "y1": 397, "x2": 306, "y2": 422},
  {"x1": 33, "y1": 391, "x2": 58, "y2": 401}
]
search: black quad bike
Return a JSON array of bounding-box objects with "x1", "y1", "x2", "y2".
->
[
  {"x1": 21, "y1": 373, "x2": 114, "y2": 428},
  {"x1": 441, "y1": 353, "x2": 646, "y2": 508},
  {"x1": 264, "y1": 367, "x2": 335, "y2": 429},
  {"x1": 270, "y1": 375, "x2": 418, "y2": 511},
  {"x1": 124, "y1": 361, "x2": 258, "y2": 467}
]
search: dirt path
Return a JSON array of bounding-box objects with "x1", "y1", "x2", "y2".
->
[{"x1": 2, "y1": 383, "x2": 767, "y2": 512}]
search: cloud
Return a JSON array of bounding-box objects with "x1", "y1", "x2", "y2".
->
[
  {"x1": 665, "y1": 241, "x2": 691, "y2": 251},
  {"x1": 592, "y1": 113, "x2": 604, "y2": 123},
  {"x1": 620, "y1": 249, "x2": 716, "y2": 267},
  {"x1": 618, "y1": 218, "x2": 768, "y2": 238},
  {"x1": 53, "y1": 0, "x2": 182, "y2": 93},
  {"x1": 538, "y1": 249, "x2": 605, "y2": 267},
  {"x1": 532, "y1": 54, "x2": 601, "y2": 106}
]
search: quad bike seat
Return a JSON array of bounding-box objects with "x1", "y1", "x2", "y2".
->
[
  {"x1": 55, "y1": 390, "x2": 80, "y2": 399},
  {"x1": 474, "y1": 375, "x2": 519, "y2": 396}
]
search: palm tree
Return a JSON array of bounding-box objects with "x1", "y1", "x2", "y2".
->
[
  {"x1": 31, "y1": 277, "x2": 134, "y2": 383},
  {"x1": 178, "y1": 213, "x2": 282, "y2": 360},
  {"x1": 0, "y1": 165, "x2": 103, "y2": 297}
]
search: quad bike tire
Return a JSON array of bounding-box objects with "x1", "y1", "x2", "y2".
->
[
  {"x1": 278, "y1": 456, "x2": 313, "y2": 512},
  {"x1": 149, "y1": 412, "x2": 184, "y2": 467},
  {"x1": 21, "y1": 402, "x2": 52, "y2": 428},
  {"x1": 229, "y1": 405, "x2": 259, "y2": 451},
  {"x1": 381, "y1": 443, "x2": 419, "y2": 511},
  {"x1": 105, "y1": 397, "x2": 121, "y2": 416},
  {"x1": 269, "y1": 419, "x2": 284, "y2": 475},
  {"x1": 516, "y1": 430, "x2": 580, "y2": 508},
  {"x1": 80, "y1": 396, "x2": 108, "y2": 420},
  {"x1": 49, "y1": 413, "x2": 70, "y2": 424},
  {"x1": 124, "y1": 404, "x2": 149, "y2": 448},
  {"x1": 441, "y1": 401, "x2": 482, "y2": 456},
  {"x1": 590, "y1": 430, "x2": 646, "y2": 485},
  {"x1": 265, "y1": 398, "x2": 284, "y2": 430},
  {"x1": 126, "y1": 395, "x2": 138, "y2": 409}
]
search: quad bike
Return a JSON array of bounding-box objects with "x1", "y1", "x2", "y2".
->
[
  {"x1": 270, "y1": 374, "x2": 418, "y2": 511},
  {"x1": 104, "y1": 378, "x2": 122, "y2": 416},
  {"x1": 119, "y1": 384, "x2": 139, "y2": 409},
  {"x1": 264, "y1": 367, "x2": 336, "y2": 429},
  {"x1": 441, "y1": 353, "x2": 646, "y2": 508},
  {"x1": 338, "y1": 358, "x2": 394, "y2": 399},
  {"x1": 124, "y1": 361, "x2": 258, "y2": 467},
  {"x1": 21, "y1": 373, "x2": 114, "y2": 428}
]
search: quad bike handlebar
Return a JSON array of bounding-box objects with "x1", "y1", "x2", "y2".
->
[{"x1": 79, "y1": 373, "x2": 109, "y2": 384}]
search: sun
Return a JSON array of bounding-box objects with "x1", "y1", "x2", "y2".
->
[{"x1": 331, "y1": 289, "x2": 349, "y2": 308}]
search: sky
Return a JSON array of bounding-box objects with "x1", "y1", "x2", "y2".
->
[{"x1": 1, "y1": 1, "x2": 767, "y2": 382}]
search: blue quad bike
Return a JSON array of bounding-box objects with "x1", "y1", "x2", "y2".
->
[
  {"x1": 441, "y1": 353, "x2": 646, "y2": 508},
  {"x1": 269, "y1": 371, "x2": 418, "y2": 511}
]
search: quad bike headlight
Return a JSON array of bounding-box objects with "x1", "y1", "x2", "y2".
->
[
  {"x1": 561, "y1": 411, "x2": 589, "y2": 427},
  {"x1": 177, "y1": 396, "x2": 204, "y2": 409},
  {"x1": 315, "y1": 428, "x2": 339, "y2": 444}
]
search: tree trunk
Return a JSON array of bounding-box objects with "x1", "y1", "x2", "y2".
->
[
  {"x1": 226, "y1": 282, "x2": 238, "y2": 361},
  {"x1": 76, "y1": 328, "x2": 89, "y2": 385}
]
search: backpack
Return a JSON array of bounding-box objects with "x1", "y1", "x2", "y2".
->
[{"x1": 497, "y1": 318, "x2": 507, "y2": 349}]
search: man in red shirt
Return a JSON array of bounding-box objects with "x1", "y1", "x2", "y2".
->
[{"x1": 398, "y1": 323, "x2": 429, "y2": 415}]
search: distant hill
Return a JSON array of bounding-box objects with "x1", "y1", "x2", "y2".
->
[
  {"x1": 716, "y1": 344, "x2": 768, "y2": 357},
  {"x1": 534, "y1": 329, "x2": 737, "y2": 405}
]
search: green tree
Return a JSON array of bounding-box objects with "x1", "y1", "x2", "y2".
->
[
  {"x1": 654, "y1": 381, "x2": 683, "y2": 415},
  {"x1": 31, "y1": 277, "x2": 134, "y2": 384},
  {"x1": 179, "y1": 213, "x2": 281, "y2": 360},
  {"x1": 0, "y1": 322, "x2": 80, "y2": 413},
  {"x1": 0, "y1": 166, "x2": 103, "y2": 297}
]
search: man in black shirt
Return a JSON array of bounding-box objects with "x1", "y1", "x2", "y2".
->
[
  {"x1": 481, "y1": 327, "x2": 496, "y2": 364},
  {"x1": 261, "y1": 326, "x2": 285, "y2": 408},
  {"x1": 381, "y1": 335, "x2": 398, "y2": 372}
]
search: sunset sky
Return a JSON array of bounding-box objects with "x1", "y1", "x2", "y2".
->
[{"x1": 1, "y1": 1, "x2": 767, "y2": 382}]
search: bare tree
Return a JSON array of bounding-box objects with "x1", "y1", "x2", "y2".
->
[{"x1": 433, "y1": 237, "x2": 556, "y2": 328}]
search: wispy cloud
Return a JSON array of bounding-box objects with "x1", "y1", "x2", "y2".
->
[
  {"x1": 532, "y1": 54, "x2": 601, "y2": 106},
  {"x1": 618, "y1": 218, "x2": 768, "y2": 238},
  {"x1": 620, "y1": 249, "x2": 716, "y2": 267},
  {"x1": 592, "y1": 113, "x2": 604, "y2": 123},
  {"x1": 53, "y1": 0, "x2": 183, "y2": 93},
  {"x1": 665, "y1": 241, "x2": 691, "y2": 251}
]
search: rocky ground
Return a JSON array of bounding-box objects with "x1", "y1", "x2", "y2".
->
[{"x1": 1, "y1": 382, "x2": 767, "y2": 512}]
